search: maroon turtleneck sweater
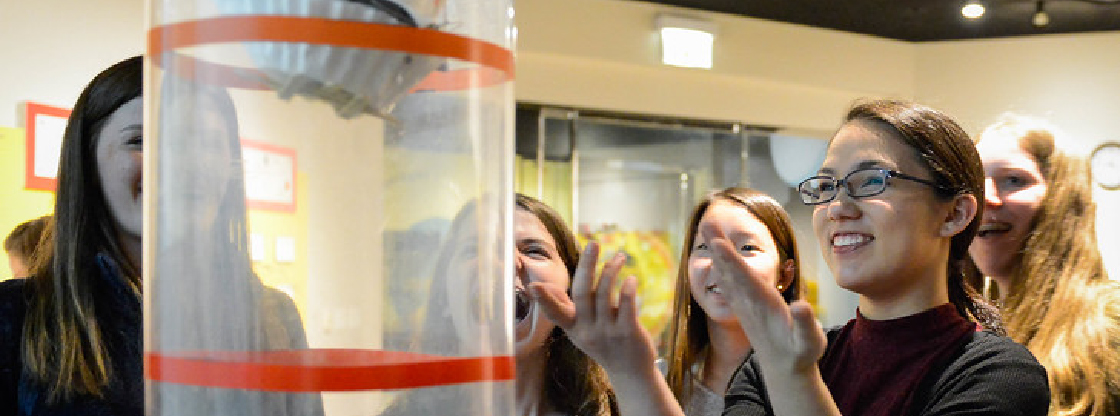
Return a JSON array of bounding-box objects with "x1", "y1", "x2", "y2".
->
[{"x1": 819, "y1": 303, "x2": 977, "y2": 416}]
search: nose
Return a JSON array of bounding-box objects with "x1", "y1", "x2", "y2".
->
[
  {"x1": 514, "y1": 255, "x2": 527, "y2": 286},
  {"x1": 983, "y1": 177, "x2": 1002, "y2": 208},
  {"x1": 825, "y1": 191, "x2": 861, "y2": 221}
]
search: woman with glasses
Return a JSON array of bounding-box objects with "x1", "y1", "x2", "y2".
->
[
  {"x1": 715, "y1": 99, "x2": 1049, "y2": 416},
  {"x1": 969, "y1": 115, "x2": 1120, "y2": 416}
]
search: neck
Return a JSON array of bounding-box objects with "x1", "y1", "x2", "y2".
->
[
  {"x1": 516, "y1": 348, "x2": 550, "y2": 416},
  {"x1": 859, "y1": 259, "x2": 950, "y2": 320},
  {"x1": 702, "y1": 318, "x2": 752, "y2": 392},
  {"x1": 117, "y1": 231, "x2": 142, "y2": 275},
  {"x1": 988, "y1": 274, "x2": 1011, "y2": 303}
]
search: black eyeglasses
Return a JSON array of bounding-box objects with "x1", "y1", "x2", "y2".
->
[{"x1": 797, "y1": 168, "x2": 954, "y2": 205}]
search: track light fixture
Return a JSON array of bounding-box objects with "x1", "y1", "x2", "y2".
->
[{"x1": 1033, "y1": 1, "x2": 1050, "y2": 27}]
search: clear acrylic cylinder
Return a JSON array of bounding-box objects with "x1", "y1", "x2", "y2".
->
[{"x1": 143, "y1": 1, "x2": 515, "y2": 414}]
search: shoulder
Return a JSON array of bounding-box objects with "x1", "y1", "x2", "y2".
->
[
  {"x1": 0, "y1": 278, "x2": 30, "y2": 335},
  {"x1": 956, "y1": 330, "x2": 1042, "y2": 364},
  {"x1": 0, "y1": 279, "x2": 30, "y2": 411},
  {"x1": 913, "y1": 331, "x2": 1050, "y2": 416}
]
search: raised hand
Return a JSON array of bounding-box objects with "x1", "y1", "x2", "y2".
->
[
  {"x1": 701, "y1": 222, "x2": 826, "y2": 373},
  {"x1": 528, "y1": 241, "x2": 658, "y2": 374}
]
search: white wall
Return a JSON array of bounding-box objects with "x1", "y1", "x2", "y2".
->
[
  {"x1": 0, "y1": 0, "x2": 145, "y2": 127},
  {"x1": 515, "y1": 0, "x2": 916, "y2": 133}
]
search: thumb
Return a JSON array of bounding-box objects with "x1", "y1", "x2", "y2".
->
[
  {"x1": 789, "y1": 301, "x2": 825, "y2": 352},
  {"x1": 529, "y1": 282, "x2": 577, "y2": 329}
]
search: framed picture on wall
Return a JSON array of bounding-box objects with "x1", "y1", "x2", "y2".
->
[
  {"x1": 241, "y1": 139, "x2": 297, "y2": 212},
  {"x1": 24, "y1": 102, "x2": 72, "y2": 191}
]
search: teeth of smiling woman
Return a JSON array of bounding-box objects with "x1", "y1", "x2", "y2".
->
[
  {"x1": 978, "y1": 223, "x2": 1011, "y2": 233},
  {"x1": 832, "y1": 234, "x2": 870, "y2": 247}
]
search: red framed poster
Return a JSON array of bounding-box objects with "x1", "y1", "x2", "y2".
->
[
  {"x1": 24, "y1": 102, "x2": 72, "y2": 191},
  {"x1": 241, "y1": 139, "x2": 297, "y2": 213}
]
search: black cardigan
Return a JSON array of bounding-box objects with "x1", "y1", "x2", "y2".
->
[
  {"x1": 722, "y1": 328, "x2": 1051, "y2": 416},
  {"x1": 0, "y1": 256, "x2": 144, "y2": 416}
]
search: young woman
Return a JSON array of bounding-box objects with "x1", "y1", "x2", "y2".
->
[
  {"x1": 531, "y1": 187, "x2": 801, "y2": 416},
  {"x1": 716, "y1": 99, "x2": 1049, "y2": 416},
  {"x1": 147, "y1": 76, "x2": 320, "y2": 415},
  {"x1": 664, "y1": 188, "x2": 801, "y2": 416},
  {"x1": 0, "y1": 56, "x2": 144, "y2": 415},
  {"x1": 387, "y1": 193, "x2": 618, "y2": 416},
  {"x1": 969, "y1": 115, "x2": 1120, "y2": 416}
]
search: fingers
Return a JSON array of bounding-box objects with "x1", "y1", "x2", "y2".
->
[
  {"x1": 789, "y1": 301, "x2": 825, "y2": 347},
  {"x1": 571, "y1": 241, "x2": 601, "y2": 321},
  {"x1": 616, "y1": 275, "x2": 640, "y2": 327},
  {"x1": 595, "y1": 252, "x2": 627, "y2": 321},
  {"x1": 709, "y1": 237, "x2": 777, "y2": 306},
  {"x1": 529, "y1": 282, "x2": 576, "y2": 329}
]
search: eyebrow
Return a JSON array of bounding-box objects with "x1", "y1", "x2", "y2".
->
[
  {"x1": 818, "y1": 160, "x2": 887, "y2": 176},
  {"x1": 517, "y1": 237, "x2": 557, "y2": 251},
  {"x1": 121, "y1": 124, "x2": 142, "y2": 133},
  {"x1": 727, "y1": 231, "x2": 761, "y2": 244}
]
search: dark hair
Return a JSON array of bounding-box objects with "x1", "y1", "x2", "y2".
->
[
  {"x1": 844, "y1": 99, "x2": 1003, "y2": 334},
  {"x1": 23, "y1": 55, "x2": 143, "y2": 401},
  {"x1": 516, "y1": 193, "x2": 620, "y2": 416},
  {"x1": 399, "y1": 195, "x2": 618, "y2": 416},
  {"x1": 5, "y1": 215, "x2": 52, "y2": 264},
  {"x1": 150, "y1": 77, "x2": 281, "y2": 351},
  {"x1": 665, "y1": 187, "x2": 801, "y2": 405}
]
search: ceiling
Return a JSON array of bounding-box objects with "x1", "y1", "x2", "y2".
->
[{"x1": 631, "y1": 0, "x2": 1120, "y2": 41}]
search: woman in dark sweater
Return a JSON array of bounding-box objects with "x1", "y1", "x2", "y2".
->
[
  {"x1": 0, "y1": 56, "x2": 144, "y2": 415},
  {"x1": 717, "y1": 99, "x2": 1050, "y2": 416}
]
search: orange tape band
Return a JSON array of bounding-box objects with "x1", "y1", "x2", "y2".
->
[
  {"x1": 146, "y1": 349, "x2": 515, "y2": 392},
  {"x1": 148, "y1": 16, "x2": 514, "y2": 77}
]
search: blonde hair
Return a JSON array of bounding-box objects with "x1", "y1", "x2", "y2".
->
[{"x1": 977, "y1": 114, "x2": 1120, "y2": 416}]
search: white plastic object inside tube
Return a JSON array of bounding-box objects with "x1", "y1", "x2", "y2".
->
[{"x1": 216, "y1": 0, "x2": 445, "y2": 119}]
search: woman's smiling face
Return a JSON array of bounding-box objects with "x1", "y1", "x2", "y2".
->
[
  {"x1": 812, "y1": 121, "x2": 953, "y2": 299},
  {"x1": 513, "y1": 208, "x2": 570, "y2": 357},
  {"x1": 688, "y1": 200, "x2": 784, "y2": 324},
  {"x1": 95, "y1": 97, "x2": 144, "y2": 241},
  {"x1": 969, "y1": 134, "x2": 1047, "y2": 279}
]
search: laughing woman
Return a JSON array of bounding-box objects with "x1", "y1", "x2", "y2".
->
[
  {"x1": 717, "y1": 99, "x2": 1049, "y2": 416},
  {"x1": 970, "y1": 115, "x2": 1120, "y2": 416}
]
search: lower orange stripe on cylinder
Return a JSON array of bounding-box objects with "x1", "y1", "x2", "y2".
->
[{"x1": 146, "y1": 349, "x2": 515, "y2": 392}]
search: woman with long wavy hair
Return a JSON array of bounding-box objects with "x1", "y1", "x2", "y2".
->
[{"x1": 970, "y1": 114, "x2": 1120, "y2": 416}]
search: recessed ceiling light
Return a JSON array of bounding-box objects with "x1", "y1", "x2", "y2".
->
[{"x1": 962, "y1": 1, "x2": 986, "y2": 18}]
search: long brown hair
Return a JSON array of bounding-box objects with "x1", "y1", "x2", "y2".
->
[
  {"x1": 976, "y1": 115, "x2": 1119, "y2": 416},
  {"x1": 665, "y1": 187, "x2": 802, "y2": 406},
  {"x1": 516, "y1": 193, "x2": 620, "y2": 416},
  {"x1": 844, "y1": 99, "x2": 1004, "y2": 334},
  {"x1": 23, "y1": 55, "x2": 143, "y2": 401}
]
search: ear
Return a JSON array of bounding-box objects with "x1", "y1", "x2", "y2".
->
[
  {"x1": 777, "y1": 258, "x2": 796, "y2": 291},
  {"x1": 940, "y1": 193, "x2": 978, "y2": 238}
]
